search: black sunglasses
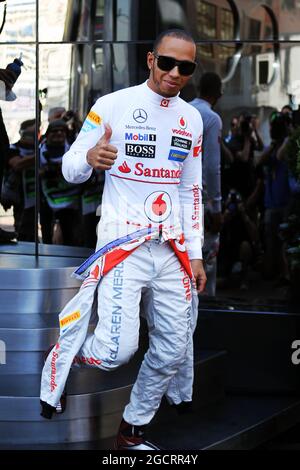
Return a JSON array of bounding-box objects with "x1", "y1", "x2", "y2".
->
[{"x1": 153, "y1": 54, "x2": 196, "y2": 76}]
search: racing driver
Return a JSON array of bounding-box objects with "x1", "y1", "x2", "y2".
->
[{"x1": 40, "y1": 29, "x2": 206, "y2": 450}]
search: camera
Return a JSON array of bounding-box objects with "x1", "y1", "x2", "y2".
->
[
  {"x1": 239, "y1": 114, "x2": 253, "y2": 135},
  {"x1": 292, "y1": 107, "x2": 300, "y2": 128},
  {"x1": 63, "y1": 110, "x2": 77, "y2": 123},
  {"x1": 270, "y1": 111, "x2": 292, "y2": 141}
]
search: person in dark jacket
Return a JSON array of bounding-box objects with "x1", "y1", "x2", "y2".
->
[{"x1": 0, "y1": 58, "x2": 23, "y2": 242}]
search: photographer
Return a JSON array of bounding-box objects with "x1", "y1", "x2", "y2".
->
[
  {"x1": 226, "y1": 113, "x2": 264, "y2": 202},
  {"x1": 6, "y1": 120, "x2": 35, "y2": 241},
  {"x1": 39, "y1": 119, "x2": 82, "y2": 245},
  {"x1": 61, "y1": 109, "x2": 82, "y2": 145},
  {"x1": 0, "y1": 58, "x2": 23, "y2": 242},
  {"x1": 218, "y1": 189, "x2": 258, "y2": 290}
]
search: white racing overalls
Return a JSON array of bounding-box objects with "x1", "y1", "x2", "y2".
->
[
  {"x1": 40, "y1": 229, "x2": 197, "y2": 425},
  {"x1": 40, "y1": 80, "x2": 204, "y2": 426}
]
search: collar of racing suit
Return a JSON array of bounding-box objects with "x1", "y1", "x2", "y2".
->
[{"x1": 144, "y1": 80, "x2": 180, "y2": 108}]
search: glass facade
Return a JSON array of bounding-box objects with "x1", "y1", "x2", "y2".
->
[{"x1": 0, "y1": 0, "x2": 299, "y2": 303}]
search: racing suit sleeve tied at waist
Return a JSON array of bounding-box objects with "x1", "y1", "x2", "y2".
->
[
  {"x1": 73, "y1": 228, "x2": 194, "y2": 281},
  {"x1": 40, "y1": 229, "x2": 193, "y2": 408}
]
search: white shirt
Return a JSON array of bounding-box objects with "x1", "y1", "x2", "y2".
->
[{"x1": 62, "y1": 81, "x2": 204, "y2": 259}]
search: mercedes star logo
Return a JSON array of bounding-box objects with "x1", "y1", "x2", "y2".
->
[{"x1": 133, "y1": 108, "x2": 148, "y2": 123}]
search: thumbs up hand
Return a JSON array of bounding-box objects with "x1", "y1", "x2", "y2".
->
[{"x1": 87, "y1": 123, "x2": 118, "y2": 171}]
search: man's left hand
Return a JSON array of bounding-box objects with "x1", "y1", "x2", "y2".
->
[{"x1": 190, "y1": 259, "x2": 207, "y2": 293}]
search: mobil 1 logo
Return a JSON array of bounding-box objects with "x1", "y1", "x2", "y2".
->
[
  {"x1": 171, "y1": 136, "x2": 192, "y2": 151},
  {"x1": 125, "y1": 143, "x2": 156, "y2": 158},
  {"x1": 125, "y1": 132, "x2": 156, "y2": 142}
]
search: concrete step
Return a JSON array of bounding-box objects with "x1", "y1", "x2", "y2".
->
[
  {"x1": 0, "y1": 349, "x2": 226, "y2": 445},
  {"x1": 2, "y1": 394, "x2": 300, "y2": 450},
  {"x1": 0, "y1": 241, "x2": 92, "y2": 258},
  {"x1": 148, "y1": 394, "x2": 300, "y2": 450}
]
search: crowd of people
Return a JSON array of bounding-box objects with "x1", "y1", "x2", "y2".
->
[
  {"x1": 1, "y1": 107, "x2": 104, "y2": 248},
  {"x1": 0, "y1": 61, "x2": 299, "y2": 290},
  {"x1": 218, "y1": 106, "x2": 298, "y2": 290}
]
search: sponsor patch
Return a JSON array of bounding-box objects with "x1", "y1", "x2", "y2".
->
[
  {"x1": 133, "y1": 108, "x2": 148, "y2": 123},
  {"x1": 60, "y1": 310, "x2": 81, "y2": 329},
  {"x1": 193, "y1": 145, "x2": 201, "y2": 157},
  {"x1": 119, "y1": 161, "x2": 131, "y2": 173},
  {"x1": 168, "y1": 149, "x2": 189, "y2": 162},
  {"x1": 134, "y1": 163, "x2": 181, "y2": 178},
  {"x1": 73, "y1": 356, "x2": 101, "y2": 366},
  {"x1": 50, "y1": 343, "x2": 59, "y2": 392},
  {"x1": 125, "y1": 143, "x2": 156, "y2": 158},
  {"x1": 125, "y1": 132, "x2": 156, "y2": 142},
  {"x1": 178, "y1": 116, "x2": 187, "y2": 129},
  {"x1": 160, "y1": 98, "x2": 170, "y2": 107},
  {"x1": 171, "y1": 136, "x2": 192, "y2": 150},
  {"x1": 180, "y1": 265, "x2": 192, "y2": 302},
  {"x1": 88, "y1": 111, "x2": 102, "y2": 125},
  {"x1": 144, "y1": 191, "x2": 172, "y2": 223},
  {"x1": 172, "y1": 128, "x2": 192, "y2": 138},
  {"x1": 192, "y1": 184, "x2": 200, "y2": 223},
  {"x1": 82, "y1": 111, "x2": 102, "y2": 132},
  {"x1": 125, "y1": 124, "x2": 156, "y2": 131}
]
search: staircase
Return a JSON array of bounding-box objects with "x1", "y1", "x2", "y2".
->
[{"x1": 0, "y1": 242, "x2": 300, "y2": 449}]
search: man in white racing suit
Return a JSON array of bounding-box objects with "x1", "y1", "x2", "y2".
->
[{"x1": 40, "y1": 29, "x2": 206, "y2": 450}]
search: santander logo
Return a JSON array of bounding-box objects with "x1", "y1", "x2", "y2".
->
[
  {"x1": 118, "y1": 161, "x2": 131, "y2": 173},
  {"x1": 152, "y1": 193, "x2": 167, "y2": 216},
  {"x1": 116, "y1": 162, "x2": 182, "y2": 179}
]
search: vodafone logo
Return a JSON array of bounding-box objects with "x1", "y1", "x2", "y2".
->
[
  {"x1": 118, "y1": 161, "x2": 131, "y2": 173},
  {"x1": 160, "y1": 98, "x2": 170, "y2": 108},
  {"x1": 172, "y1": 128, "x2": 192, "y2": 138},
  {"x1": 144, "y1": 191, "x2": 172, "y2": 223},
  {"x1": 152, "y1": 193, "x2": 167, "y2": 216},
  {"x1": 178, "y1": 116, "x2": 187, "y2": 129}
]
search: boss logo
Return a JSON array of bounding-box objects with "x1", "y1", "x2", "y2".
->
[{"x1": 125, "y1": 144, "x2": 156, "y2": 158}]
